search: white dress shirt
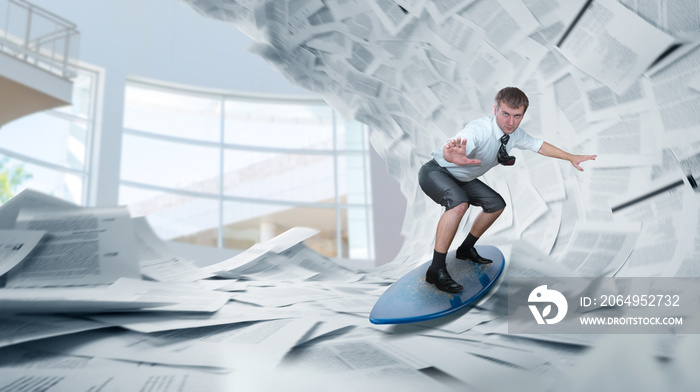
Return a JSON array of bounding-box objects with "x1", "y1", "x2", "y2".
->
[{"x1": 431, "y1": 115, "x2": 543, "y2": 182}]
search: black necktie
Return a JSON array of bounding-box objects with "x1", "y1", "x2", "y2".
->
[{"x1": 498, "y1": 134, "x2": 515, "y2": 166}]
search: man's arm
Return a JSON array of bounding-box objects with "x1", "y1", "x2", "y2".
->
[
  {"x1": 538, "y1": 142, "x2": 596, "y2": 171},
  {"x1": 443, "y1": 137, "x2": 482, "y2": 166}
]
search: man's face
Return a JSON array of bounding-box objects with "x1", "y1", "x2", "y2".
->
[{"x1": 494, "y1": 103, "x2": 525, "y2": 134}]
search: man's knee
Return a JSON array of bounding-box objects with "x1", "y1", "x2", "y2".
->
[
  {"x1": 449, "y1": 202, "x2": 469, "y2": 216},
  {"x1": 490, "y1": 196, "x2": 506, "y2": 213}
]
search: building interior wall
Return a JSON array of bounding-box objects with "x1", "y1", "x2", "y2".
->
[{"x1": 20, "y1": 0, "x2": 407, "y2": 264}]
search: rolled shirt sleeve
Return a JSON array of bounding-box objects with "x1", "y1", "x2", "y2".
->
[{"x1": 512, "y1": 129, "x2": 544, "y2": 153}]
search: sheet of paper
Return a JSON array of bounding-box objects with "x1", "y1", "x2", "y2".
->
[
  {"x1": 314, "y1": 295, "x2": 378, "y2": 315},
  {"x1": 508, "y1": 174, "x2": 549, "y2": 237},
  {"x1": 0, "y1": 314, "x2": 105, "y2": 349},
  {"x1": 264, "y1": 227, "x2": 320, "y2": 253},
  {"x1": 556, "y1": 0, "x2": 675, "y2": 94},
  {"x1": 132, "y1": 217, "x2": 214, "y2": 282},
  {"x1": 415, "y1": 307, "x2": 500, "y2": 335},
  {"x1": 280, "y1": 337, "x2": 446, "y2": 390},
  {"x1": 523, "y1": 0, "x2": 588, "y2": 27},
  {"x1": 202, "y1": 243, "x2": 268, "y2": 277},
  {"x1": 578, "y1": 112, "x2": 660, "y2": 168},
  {"x1": 578, "y1": 166, "x2": 648, "y2": 222},
  {"x1": 27, "y1": 318, "x2": 316, "y2": 371},
  {"x1": 459, "y1": 0, "x2": 540, "y2": 54},
  {"x1": 425, "y1": 0, "x2": 476, "y2": 24},
  {"x1": 690, "y1": 69, "x2": 700, "y2": 93},
  {"x1": 579, "y1": 77, "x2": 651, "y2": 123},
  {"x1": 0, "y1": 369, "x2": 234, "y2": 391},
  {"x1": 367, "y1": 0, "x2": 416, "y2": 36},
  {"x1": 619, "y1": 1, "x2": 700, "y2": 35},
  {"x1": 151, "y1": 318, "x2": 319, "y2": 370},
  {"x1": 521, "y1": 202, "x2": 562, "y2": 255},
  {"x1": 87, "y1": 301, "x2": 308, "y2": 333},
  {"x1": 505, "y1": 37, "x2": 550, "y2": 86},
  {"x1": 559, "y1": 221, "x2": 641, "y2": 276},
  {"x1": 484, "y1": 331, "x2": 592, "y2": 365},
  {"x1": 282, "y1": 243, "x2": 363, "y2": 282},
  {"x1": 0, "y1": 286, "x2": 175, "y2": 314},
  {"x1": 0, "y1": 189, "x2": 78, "y2": 230},
  {"x1": 523, "y1": 152, "x2": 566, "y2": 202},
  {"x1": 0, "y1": 346, "x2": 125, "y2": 369},
  {"x1": 425, "y1": 14, "x2": 483, "y2": 66},
  {"x1": 293, "y1": 316, "x2": 364, "y2": 346},
  {"x1": 537, "y1": 46, "x2": 575, "y2": 85},
  {"x1": 646, "y1": 45, "x2": 700, "y2": 142},
  {"x1": 104, "y1": 278, "x2": 231, "y2": 312},
  {"x1": 203, "y1": 227, "x2": 319, "y2": 276},
  {"x1": 230, "y1": 253, "x2": 320, "y2": 282},
  {"x1": 460, "y1": 341, "x2": 551, "y2": 371},
  {"x1": 385, "y1": 335, "x2": 555, "y2": 391},
  {"x1": 0, "y1": 229, "x2": 45, "y2": 277},
  {"x1": 553, "y1": 72, "x2": 620, "y2": 144},
  {"x1": 7, "y1": 207, "x2": 141, "y2": 287},
  {"x1": 233, "y1": 282, "x2": 341, "y2": 307},
  {"x1": 615, "y1": 192, "x2": 694, "y2": 277},
  {"x1": 461, "y1": 41, "x2": 514, "y2": 90},
  {"x1": 549, "y1": 179, "x2": 585, "y2": 258},
  {"x1": 507, "y1": 240, "x2": 581, "y2": 278},
  {"x1": 673, "y1": 197, "x2": 700, "y2": 277},
  {"x1": 609, "y1": 168, "x2": 690, "y2": 219}
]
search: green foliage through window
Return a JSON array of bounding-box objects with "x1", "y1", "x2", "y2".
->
[{"x1": 0, "y1": 157, "x2": 32, "y2": 203}]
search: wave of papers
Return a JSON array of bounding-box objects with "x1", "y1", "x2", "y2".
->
[{"x1": 177, "y1": 0, "x2": 699, "y2": 390}]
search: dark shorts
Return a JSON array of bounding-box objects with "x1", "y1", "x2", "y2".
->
[{"x1": 418, "y1": 159, "x2": 506, "y2": 213}]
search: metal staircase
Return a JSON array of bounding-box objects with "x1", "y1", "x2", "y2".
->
[{"x1": 0, "y1": 0, "x2": 79, "y2": 126}]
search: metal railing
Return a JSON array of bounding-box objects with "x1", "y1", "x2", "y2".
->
[{"x1": 0, "y1": 0, "x2": 80, "y2": 79}]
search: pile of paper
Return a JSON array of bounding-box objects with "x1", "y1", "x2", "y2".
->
[
  {"x1": 0, "y1": 187, "x2": 695, "y2": 390},
  {"x1": 0, "y1": 189, "x2": 375, "y2": 389},
  {"x1": 0, "y1": 189, "x2": 552, "y2": 390}
]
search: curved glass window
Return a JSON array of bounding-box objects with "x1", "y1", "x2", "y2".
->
[
  {"x1": 0, "y1": 66, "x2": 99, "y2": 204},
  {"x1": 224, "y1": 100, "x2": 335, "y2": 149},
  {"x1": 120, "y1": 80, "x2": 374, "y2": 260}
]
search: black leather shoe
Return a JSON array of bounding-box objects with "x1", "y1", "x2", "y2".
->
[
  {"x1": 426, "y1": 267, "x2": 463, "y2": 293},
  {"x1": 456, "y1": 247, "x2": 492, "y2": 264}
]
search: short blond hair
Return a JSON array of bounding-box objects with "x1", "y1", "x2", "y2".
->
[{"x1": 495, "y1": 87, "x2": 529, "y2": 113}]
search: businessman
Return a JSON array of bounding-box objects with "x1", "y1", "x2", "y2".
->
[{"x1": 419, "y1": 87, "x2": 596, "y2": 293}]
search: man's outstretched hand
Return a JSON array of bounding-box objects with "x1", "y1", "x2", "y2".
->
[
  {"x1": 569, "y1": 154, "x2": 597, "y2": 171},
  {"x1": 538, "y1": 142, "x2": 596, "y2": 172},
  {"x1": 443, "y1": 137, "x2": 481, "y2": 166}
]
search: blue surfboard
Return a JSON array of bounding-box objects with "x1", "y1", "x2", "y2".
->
[{"x1": 369, "y1": 245, "x2": 505, "y2": 324}]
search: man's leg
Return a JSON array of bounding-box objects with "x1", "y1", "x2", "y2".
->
[
  {"x1": 417, "y1": 160, "x2": 468, "y2": 293},
  {"x1": 435, "y1": 202, "x2": 469, "y2": 253},
  {"x1": 426, "y1": 203, "x2": 468, "y2": 293},
  {"x1": 455, "y1": 178, "x2": 506, "y2": 263},
  {"x1": 456, "y1": 208, "x2": 503, "y2": 263},
  {"x1": 470, "y1": 208, "x2": 504, "y2": 238}
]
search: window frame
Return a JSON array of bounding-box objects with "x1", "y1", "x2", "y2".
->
[{"x1": 120, "y1": 78, "x2": 374, "y2": 260}]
